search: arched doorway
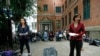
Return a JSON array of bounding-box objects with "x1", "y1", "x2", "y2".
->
[{"x1": 40, "y1": 17, "x2": 52, "y2": 32}]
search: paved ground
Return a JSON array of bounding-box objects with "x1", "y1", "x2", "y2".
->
[{"x1": 22, "y1": 40, "x2": 100, "y2": 56}]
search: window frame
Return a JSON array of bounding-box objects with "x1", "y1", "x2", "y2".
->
[
  {"x1": 43, "y1": 4, "x2": 48, "y2": 11},
  {"x1": 69, "y1": 12, "x2": 71, "y2": 24},
  {"x1": 83, "y1": 0, "x2": 90, "y2": 20},
  {"x1": 74, "y1": 6, "x2": 78, "y2": 15},
  {"x1": 55, "y1": 6, "x2": 62, "y2": 13}
]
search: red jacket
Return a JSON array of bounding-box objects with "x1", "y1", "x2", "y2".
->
[{"x1": 69, "y1": 22, "x2": 85, "y2": 41}]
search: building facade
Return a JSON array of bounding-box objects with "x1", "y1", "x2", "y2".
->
[
  {"x1": 37, "y1": 0, "x2": 63, "y2": 32},
  {"x1": 62, "y1": 0, "x2": 100, "y2": 39},
  {"x1": 37, "y1": 0, "x2": 100, "y2": 39},
  {"x1": 25, "y1": 1, "x2": 37, "y2": 33}
]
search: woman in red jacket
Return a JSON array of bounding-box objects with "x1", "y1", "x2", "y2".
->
[{"x1": 68, "y1": 14, "x2": 85, "y2": 56}]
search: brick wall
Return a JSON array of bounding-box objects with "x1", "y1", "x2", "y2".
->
[
  {"x1": 37, "y1": 0, "x2": 63, "y2": 32},
  {"x1": 62, "y1": 0, "x2": 100, "y2": 39}
]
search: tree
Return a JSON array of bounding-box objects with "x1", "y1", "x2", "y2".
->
[
  {"x1": 10, "y1": 0, "x2": 37, "y2": 21},
  {"x1": 0, "y1": 0, "x2": 38, "y2": 49},
  {"x1": 0, "y1": 0, "x2": 43, "y2": 21}
]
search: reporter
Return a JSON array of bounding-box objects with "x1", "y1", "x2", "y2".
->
[
  {"x1": 17, "y1": 18, "x2": 31, "y2": 56},
  {"x1": 68, "y1": 14, "x2": 85, "y2": 56}
]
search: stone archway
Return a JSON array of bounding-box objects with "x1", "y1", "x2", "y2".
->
[{"x1": 40, "y1": 17, "x2": 52, "y2": 32}]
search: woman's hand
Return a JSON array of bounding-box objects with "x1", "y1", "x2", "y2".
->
[
  {"x1": 19, "y1": 33, "x2": 23, "y2": 36},
  {"x1": 19, "y1": 32, "x2": 28, "y2": 36},
  {"x1": 25, "y1": 32, "x2": 28, "y2": 35}
]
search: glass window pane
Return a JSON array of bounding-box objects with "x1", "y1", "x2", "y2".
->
[
  {"x1": 44, "y1": 4, "x2": 48, "y2": 11},
  {"x1": 74, "y1": 6, "x2": 78, "y2": 14},
  {"x1": 56, "y1": 7, "x2": 61, "y2": 13},
  {"x1": 83, "y1": 0, "x2": 90, "y2": 19}
]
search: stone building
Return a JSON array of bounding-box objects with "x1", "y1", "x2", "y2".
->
[
  {"x1": 37, "y1": 0, "x2": 63, "y2": 32},
  {"x1": 37, "y1": 0, "x2": 100, "y2": 39},
  {"x1": 62, "y1": 0, "x2": 100, "y2": 39}
]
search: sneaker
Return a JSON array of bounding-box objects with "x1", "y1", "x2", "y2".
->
[
  {"x1": 18, "y1": 53, "x2": 22, "y2": 56},
  {"x1": 28, "y1": 53, "x2": 32, "y2": 56},
  {"x1": 81, "y1": 48, "x2": 84, "y2": 51}
]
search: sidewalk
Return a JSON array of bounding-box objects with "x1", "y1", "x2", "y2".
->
[{"x1": 22, "y1": 40, "x2": 100, "y2": 56}]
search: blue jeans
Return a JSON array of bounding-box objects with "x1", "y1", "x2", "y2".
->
[{"x1": 43, "y1": 36, "x2": 48, "y2": 41}]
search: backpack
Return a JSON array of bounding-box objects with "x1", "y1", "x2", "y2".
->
[
  {"x1": 43, "y1": 47, "x2": 57, "y2": 56},
  {"x1": 2, "y1": 50, "x2": 13, "y2": 56}
]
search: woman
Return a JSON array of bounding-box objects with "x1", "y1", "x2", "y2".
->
[
  {"x1": 58, "y1": 30, "x2": 63, "y2": 41},
  {"x1": 17, "y1": 18, "x2": 31, "y2": 56},
  {"x1": 43, "y1": 31, "x2": 49, "y2": 41},
  {"x1": 49, "y1": 31, "x2": 54, "y2": 41},
  {"x1": 68, "y1": 14, "x2": 85, "y2": 56},
  {"x1": 63, "y1": 29, "x2": 67, "y2": 40}
]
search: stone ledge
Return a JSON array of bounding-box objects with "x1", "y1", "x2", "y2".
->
[{"x1": 85, "y1": 26, "x2": 100, "y2": 31}]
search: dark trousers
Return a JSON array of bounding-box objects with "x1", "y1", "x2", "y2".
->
[
  {"x1": 19, "y1": 38, "x2": 30, "y2": 54},
  {"x1": 69, "y1": 40, "x2": 82, "y2": 56}
]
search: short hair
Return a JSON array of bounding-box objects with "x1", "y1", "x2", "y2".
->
[{"x1": 73, "y1": 14, "x2": 81, "y2": 21}]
